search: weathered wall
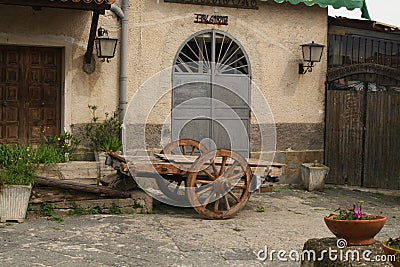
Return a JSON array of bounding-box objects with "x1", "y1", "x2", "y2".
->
[
  {"x1": 0, "y1": 5, "x2": 121, "y2": 132},
  {"x1": 0, "y1": 1, "x2": 328, "y2": 181},
  {"x1": 124, "y1": 0, "x2": 327, "y2": 155}
]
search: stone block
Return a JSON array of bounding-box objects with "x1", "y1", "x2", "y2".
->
[
  {"x1": 301, "y1": 237, "x2": 391, "y2": 266},
  {"x1": 275, "y1": 150, "x2": 324, "y2": 184},
  {"x1": 300, "y1": 163, "x2": 329, "y2": 191}
]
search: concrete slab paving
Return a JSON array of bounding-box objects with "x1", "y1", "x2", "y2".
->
[{"x1": 1, "y1": 185, "x2": 399, "y2": 267}]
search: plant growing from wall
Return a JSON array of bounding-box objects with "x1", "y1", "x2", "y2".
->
[{"x1": 85, "y1": 105, "x2": 122, "y2": 152}]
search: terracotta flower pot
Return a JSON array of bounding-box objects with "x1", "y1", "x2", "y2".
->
[
  {"x1": 324, "y1": 215, "x2": 386, "y2": 245},
  {"x1": 381, "y1": 240, "x2": 400, "y2": 267}
]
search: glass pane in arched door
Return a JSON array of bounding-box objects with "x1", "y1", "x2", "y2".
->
[{"x1": 172, "y1": 30, "x2": 251, "y2": 157}]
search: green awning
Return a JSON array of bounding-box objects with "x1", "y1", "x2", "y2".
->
[{"x1": 260, "y1": 0, "x2": 370, "y2": 20}]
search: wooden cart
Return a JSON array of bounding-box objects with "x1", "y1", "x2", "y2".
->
[{"x1": 106, "y1": 139, "x2": 284, "y2": 219}]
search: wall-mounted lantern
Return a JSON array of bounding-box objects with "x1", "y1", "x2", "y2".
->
[
  {"x1": 299, "y1": 41, "x2": 325, "y2": 74},
  {"x1": 95, "y1": 27, "x2": 118, "y2": 62}
]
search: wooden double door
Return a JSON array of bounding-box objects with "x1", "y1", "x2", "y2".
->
[
  {"x1": 325, "y1": 78, "x2": 400, "y2": 189},
  {"x1": 0, "y1": 46, "x2": 61, "y2": 144}
]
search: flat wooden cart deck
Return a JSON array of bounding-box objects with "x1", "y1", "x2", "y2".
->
[{"x1": 106, "y1": 139, "x2": 285, "y2": 219}]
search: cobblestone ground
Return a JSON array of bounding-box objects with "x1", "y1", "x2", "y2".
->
[{"x1": 1, "y1": 185, "x2": 399, "y2": 267}]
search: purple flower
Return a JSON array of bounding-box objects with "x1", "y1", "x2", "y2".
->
[{"x1": 353, "y1": 207, "x2": 367, "y2": 220}]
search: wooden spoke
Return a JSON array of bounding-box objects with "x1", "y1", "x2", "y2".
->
[
  {"x1": 219, "y1": 156, "x2": 228, "y2": 176},
  {"x1": 202, "y1": 191, "x2": 215, "y2": 206},
  {"x1": 195, "y1": 179, "x2": 213, "y2": 185},
  {"x1": 196, "y1": 185, "x2": 213, "y2": 196},
  {"x1": 190, "y1": 146, "x2": 198, "y2": 156},
  {"x1": 186, "y1": 149, "x2": 252, "y2": 219},
  {"x1": 232, "y1": 183, "x2": 247, "y2": 189},
  {"x1": 201, "y1": 168, "x2": 216, "y2": 180},
  {"x1": 226, "y1": 171, "x2": 245, "y2": 182},
  {"x1": 223, "y1": 195, "x2": 231, "y2": 210},
  {"x1": 214, "y1": 199, "x2": 220, "y2": 212},
  {"x1": 211, "y1": 161, "x2": 218, "y2": 177},
  {"x1": 224, "y1": 161, "x2": 240, "y2": 177},
  {"x1": 228, "y1": 191, "x2": 240, "y2": 203},
  {"x1": 161, "y1": 139, "x2": 208, "y2": 156}
]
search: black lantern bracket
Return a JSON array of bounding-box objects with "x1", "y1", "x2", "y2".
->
[
  {"x1": 299, "y1": 62, "x2": 315, "y2": 74},
  {"x1": 298, "y1": 41, "x2": 325, "y2": 74}
]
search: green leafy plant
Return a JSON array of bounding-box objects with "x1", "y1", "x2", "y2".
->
[
  {"x1": 0, "y1": 136, "x2": 83, "y2": 186},
  {"x1": 68, "y1": 202, "x2": 122, "y2": 215},
  {"x1": 34, "y1": 145, "x2": 64, "y2": 164},
  {"x1": 385, "y1": 237, "x2": 400, "y2": 250},
  {"x1": 109, "y1": 203, "x2": 122, "y2": 214},
  {"x1": 41, "y1": 131, "x2": 81, "y2": 162},
  {"x1": 68, "y1": 203, "x2": 102, "y2": 216},
  {"x1": 330, "y1": 201, "x2": 377, "y2": 220},
  {"x1": 0, "y1": 145, "x2": 37, "y2": 186},
  {"x1": 39, "y1": 203, "x2": 64, "y2": 222},
  {"x1": 40, "y1": 202, "x2": 55, "y2": 217},
  {"x1": 256, "y1": 206, "x2": 265, "y2": 212},
  {"x1": 132, "y1": 201, "x2": 144, "y2": 209},
  {"x1": 99, "y1": 136, "x2": 122, "y2": 152},
  {"x1": 85, "y1": 105, "x2": 122, "y2": 152}
]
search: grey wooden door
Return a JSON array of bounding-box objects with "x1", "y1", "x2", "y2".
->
[{"x1": 172, "y1": 30, "x2": 251, "y2": 156}]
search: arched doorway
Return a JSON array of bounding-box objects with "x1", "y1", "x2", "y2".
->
[{"x1": 171, "y1": 30, "x2": 251, "y2": 156}]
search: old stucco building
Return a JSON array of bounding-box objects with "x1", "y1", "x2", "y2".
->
[{"x1": 0, "y1": 0, "x2": 369, "y2": 183}]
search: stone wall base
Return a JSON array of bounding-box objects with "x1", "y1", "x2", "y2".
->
[
  {"x1": 251, "y1": 150, "x2": 324, "y2": 184},
  {"x1": 30, "y1": 190, "x2": 153, "y2": 216}
]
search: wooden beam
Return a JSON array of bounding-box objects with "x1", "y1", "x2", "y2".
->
[
  {"x1": 0, "y1": 0, "x2": 111, "y2": 12},
  {"x1": 36, "y1": 176, "x2": 131, "y2": 198}
]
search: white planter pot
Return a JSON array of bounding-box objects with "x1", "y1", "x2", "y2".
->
[
  {"x1": 0, "y1": 185, "x2": 32, "y2": 223},
  {"x1": 301, "y1": 163, "x2": 329, "y2": 191}
]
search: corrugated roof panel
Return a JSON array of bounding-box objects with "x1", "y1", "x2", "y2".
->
[
  {"x1": 260, "y1": 0, "x2": 370, "y2": 19},
  {"x1": 49, "y1": 0, "x2": 115, "y2": 4}
]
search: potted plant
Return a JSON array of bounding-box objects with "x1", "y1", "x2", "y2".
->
[
  {"x1": 300, "y1": 160, "x2": 329, "y2": 191},
  {"x1": 0, "y1": 144, "x2": 37, "y2": 223},
  {"x1": 324, "y1": 201, "x2": 386, "y2": 245},
  {"x1": 382, "y1": 237, "x2": 400, "y2": 267}
]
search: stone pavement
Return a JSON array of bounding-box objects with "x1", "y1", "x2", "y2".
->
[{"x1": 1, "y1": 185, "x2": 399, "y2": 267}]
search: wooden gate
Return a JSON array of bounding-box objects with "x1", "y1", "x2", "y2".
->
[
  {"x1": 0, "y1": 46, "x2": 61, "y2": 144},
  {"x1": 325, "y1": 79, "x2": 400, "y2": 189}
]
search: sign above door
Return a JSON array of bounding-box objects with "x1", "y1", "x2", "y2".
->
[
  {"x1": 194, "y1": 14, "x2": 228, "y2": 26},
  {"x1": 164, "y1": 0, "x2": 258, "y2": 10}
]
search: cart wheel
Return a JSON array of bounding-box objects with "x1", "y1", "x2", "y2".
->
[
  {"x1": 156, "y1": 139, "x2": 208, "y2": 202},
  {"x1": 186, "y1": 149, "x2": 252, "y2": 219},
  {"x1": 160, "y1": 139, "x2": 208, "y2": 157}
]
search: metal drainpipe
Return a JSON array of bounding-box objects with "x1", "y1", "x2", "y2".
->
[
  {"x1": 119, "y1": 0, "x2": 128, "y2": 122},
  {"x1": 110, "y1": 1, "x2": 128, "y2": 122},
  {"x1": 110, "y1": 4, "x2": 124, "y2": 19}
]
